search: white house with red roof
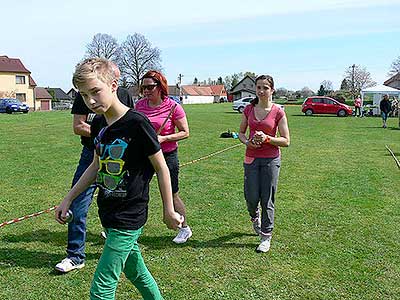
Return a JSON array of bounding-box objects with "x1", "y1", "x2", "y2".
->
[{"x1": 181, "y1": 84, "x2": 227, "y2": 104}]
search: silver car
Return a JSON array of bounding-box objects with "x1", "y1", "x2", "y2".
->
[{"x1": 232, "y1": 97, "x2": 253, "y2": 113}]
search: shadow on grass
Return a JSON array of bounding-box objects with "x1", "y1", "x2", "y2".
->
[
  {"x1": 0, "y1": 229, "x2": 103, "y2": 246},
  {"x1": 389, "y1": 127, "x2": 400, "y2": 131},
  {"x1": 139, "y1": 231, "x2": 256, "y2": 250},
  {"x1": 0, "y1": 248, "x2": 101, "y2": 271}
]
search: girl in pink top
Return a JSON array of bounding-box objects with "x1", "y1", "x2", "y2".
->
[
  {"x1": 239, "y1": 75, "x2": 290, "y2": 253},
  {"x1": 135, "y1": 70, "x2": 192, "y2": 244}
]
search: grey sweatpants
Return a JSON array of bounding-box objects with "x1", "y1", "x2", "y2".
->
[{"x1": 244, "y1": 157, "x2": 281, "y2": 235}]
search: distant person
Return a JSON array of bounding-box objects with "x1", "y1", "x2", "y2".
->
[
  {"x1": 354, "y1": 95, "x2": 362, "y2": 117},
  {"x1": 238, "y1": 75, "x2": 290, "y2": 253},
  {"x1": 55, "y1": 57, "x2": 182, "y2": 299},
  {"x1": 135, "y1": 70, "x2": 192, "y2": 244},
  {"x1": 55, "y1": 62, "x2": 134, "y2": 273},
  {"x1": 380, "y1": 94, "x2": 391, "y2": 128}
]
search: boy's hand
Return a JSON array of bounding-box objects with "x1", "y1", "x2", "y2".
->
[
  {"x1": 163, "y1": 211, "x2": 184, "y2": 230},
  {"x1": 55, "y1": 200, "x2": 70, "y2": 225}
]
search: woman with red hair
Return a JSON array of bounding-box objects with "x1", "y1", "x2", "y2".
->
[{"x1": 135, "y1": 70, "x2": 192, "y2": 244}]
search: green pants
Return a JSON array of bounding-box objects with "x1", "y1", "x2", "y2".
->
[{"x1": 90, "y1": 227, "x2": 163, "y2": 300}]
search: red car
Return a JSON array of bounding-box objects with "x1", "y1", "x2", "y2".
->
[{"x1": 302, "y1": 96, "x2": 353, "y2": 117}]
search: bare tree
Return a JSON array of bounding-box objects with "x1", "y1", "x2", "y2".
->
[
  {"x1": 119, "y1": 33, "x2": 162, "y2": 89},
  {"x1": 388, "y1": 55, "x2": 400, "y2": 77},
  {"x1": 343, "y1": 65, "x2": 376, "y2": 98},
  {"x1": 85, "y1": 33, "x2": 121, "y2": 61},
  {"x1": 321, "y1": 80, "x2": 333, "y2": 92}
]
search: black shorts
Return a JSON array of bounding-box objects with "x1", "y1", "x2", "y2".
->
[{"x1": 163, "y1": 149, "x2": 179, "y2": 194}]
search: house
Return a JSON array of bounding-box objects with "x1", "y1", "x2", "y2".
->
[
  {"x1": 45, "y1": 87, "x2": 73, "y2": 110},
  {"x1": 181, "y1": 85, "x2": 227, "y2": 104},
  {"x1": 67, "y1": 88, "x2": 78, "y2": 100},
  {"x1": 34, "y1": 87, "x2": 52, "y2": 111},
  {"x1": 230, "y1": 75, "x2": 256, "y2": 101},
  {"x1": 0, "y1": 55, "x2": 37, "y2": 110},
  {"x1": 168, "y1": 85, "x2": 181, "y2": 97},
  {"x1": 384, "y1": 73, "x2": 400, "y2": 90}
]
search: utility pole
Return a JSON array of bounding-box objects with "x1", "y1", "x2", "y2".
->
[{"x1": 351, "y1": 64, "x2": 356, "y2": 99}]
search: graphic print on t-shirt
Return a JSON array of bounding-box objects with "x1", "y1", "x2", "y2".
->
[{"x1": 95, "y1": 133, "x2": 131, "y2": 198}]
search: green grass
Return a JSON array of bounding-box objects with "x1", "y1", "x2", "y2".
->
[{"x1": 0, "y1": 104, "x2": 399, "y2": 300}]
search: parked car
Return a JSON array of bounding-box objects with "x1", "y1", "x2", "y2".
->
[
  {"x1": 301, "y1": 96, "x2": 353, "y2": 117},
  {"x1": 169, "y1": 95, "x2": 182, "y2": 105},
  {"x1": 232, "y1": 97, "x2": 253, "y2": 113},
  {"x1": 232, "y1": 97, "x2": 284, "y2": 113},
  {"x1": 0, "y1": 98, "x2": 29, "y2": 114}
]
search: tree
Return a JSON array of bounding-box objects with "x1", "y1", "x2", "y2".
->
[
  {"x1": 317, "y1": 85, "x2": 326, "y2": 96},
  {"x1": 216, "y1": 77, "x2": 223, "y2": 85},
  {"x1": 85, "y1": 33, "x2": 121, "y2": 61},
  {"x1": 275, "y1": 88, "x2": 288, "y2": 98},
  {"x1": 300, "y1": 87, "x2": 314, "y2": 98},
  {"x1": 119, "y1": 33, "x2": 162, "y2": 89},
  {"x1": 340, "y1": 78, "x2": 350, "y2": 91},
  {"x1": 193, "y1": 77, "x2": 198, "y2": 85},
  {"x1": 243, "y1": 71, "x2": 256, "y2": 78},
  {"x1": 388, "y1": 55, "x2": 400, "y2": 77},
  {"x1": 343, "y1": 64, "x2": 376, "y2": 99},
  {"x1": 321, "y1": 80, "x2": 333, "y2": 93}
]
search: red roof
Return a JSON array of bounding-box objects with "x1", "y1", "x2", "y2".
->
[
  {"x1": 0, "y1": 55, "x2": 31, "y2": 73},
  {"x1": 182, "y1": 85, "x2": 226, "y2": 96},
  {"x1": 34, "y1": 87, "x2": 52, "y2": 99}
]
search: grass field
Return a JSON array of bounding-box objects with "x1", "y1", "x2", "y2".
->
[{"x1": 0, "y1": 104, "x2": 399, "y2": 300}]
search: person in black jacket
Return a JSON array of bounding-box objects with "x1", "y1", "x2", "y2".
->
[{"x1": 380, "y1": 94, "x2": 391, "y2": 128}]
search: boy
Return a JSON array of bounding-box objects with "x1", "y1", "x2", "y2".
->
[{"x1": 55, "y1": 57, "x2": 182, "y2": 299}]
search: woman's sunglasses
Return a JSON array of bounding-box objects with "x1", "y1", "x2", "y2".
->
[
  {"x1": 142, "y1": 84, "x2": 158, "y2": 91},
  {"x1": 97, "y1": 171, "x2": 126, "y2": 190}
]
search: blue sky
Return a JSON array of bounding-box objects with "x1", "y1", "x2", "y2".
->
[{"x1": 1, "y1": 0, "x2": 399, "y2": 92}]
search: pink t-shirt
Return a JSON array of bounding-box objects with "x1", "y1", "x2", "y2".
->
[
  {"x1": 244, "y1": 103, "x2": 285, "y2": 158},
  {"x1": 354, "y1": 98, "x2": 362, "y2": 107},
  {"x1": 135, "y1": 97, "x2": 186, "y2": 153}
]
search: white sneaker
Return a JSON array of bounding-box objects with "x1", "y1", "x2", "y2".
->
[
  {"x1": 256, "y1": 235, "x2": 272, "y2": 253},
  {"x1": 55, "y1": 258, "x2": 85, "y2": 273},
  {"x1": 172, "y1": 226, "x2": 192, "y2": 244},
  {"x1": 100, "y1": 231, "x2": 107, "y2": 239}
]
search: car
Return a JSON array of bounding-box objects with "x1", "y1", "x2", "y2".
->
[
  {"x1": 169, "y1": 95, "x2": 182, "y2": 105},
  {"x1": 0, "y1": 98, "x2": 29, "y2": 114},
  {"x1": 232, "y1": 97, "x2": 284, "y2": 113},
  {"x1": 232, "y1": 97, "x2": 253, "y2": 113},
  {"x1": 301, "y1": 96, "x2": 353, "y2": 117}
]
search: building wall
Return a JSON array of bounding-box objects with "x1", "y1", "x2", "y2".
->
[
  {"x1": 230, "y1": 77, "x2": 255, "y2": 94},
  {"x1": 182, "y1": 95, "x2": 214, "y2": 104},
  {"x1": 0, "y1": 72, "x2": 35, "y2": 109}
]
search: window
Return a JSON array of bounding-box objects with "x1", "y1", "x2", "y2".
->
[
  {"x1": 243, "y1": 84, "x2": 247, "y2": 88},
  {"x1": 312, "y1": 98, "x2": 322, "y2": 103},
  {"x1": 16, "y1": 93, "x2": 26, "y2": 102},
  {"x1": 16, "y1": 75, "x2": 26, "y2": 84}
]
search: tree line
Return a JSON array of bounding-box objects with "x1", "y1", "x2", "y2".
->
[{"x1": 84, "y1": 32, "x2": 400, "y2": 100}]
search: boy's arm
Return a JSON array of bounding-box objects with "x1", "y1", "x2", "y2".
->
[
  {"x1": 148, "y1": 150, "x2": 183, "y2": 230},
  {"x1": 55, "y1": 153, "x2": 99, "y2": 224}
]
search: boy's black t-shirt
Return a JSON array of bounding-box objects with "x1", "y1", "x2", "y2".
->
[
  {"x1": 91, "y1": 109, "x2": 161, "y2": 230},
  {"x1": 71, "y1": 87, "x2": 134, "y2": 150}
]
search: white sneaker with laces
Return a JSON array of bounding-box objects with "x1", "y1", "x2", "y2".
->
[
  {"x1": 55, "y1": 258, "x2": 85, "y2": 273},
  {"x1": 256, "y1": 235, "x2": 272, "y2": 253},
  {"x1": 172, "y1": 226, "x2": 192, "y2": 244}
]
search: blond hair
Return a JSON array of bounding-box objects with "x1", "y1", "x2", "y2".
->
[{"x1": 72, "y1": 58, "x2": 116, "y2": 89}]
